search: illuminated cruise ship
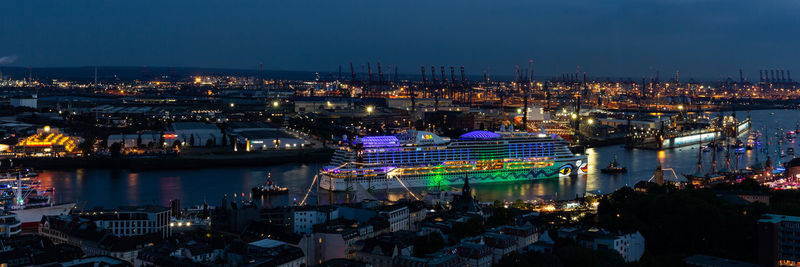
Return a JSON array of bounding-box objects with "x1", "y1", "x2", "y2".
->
[{"x1": 319, "y1": 130, "x2": 587, "y2": 191}]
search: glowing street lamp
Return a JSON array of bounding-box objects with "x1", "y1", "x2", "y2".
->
[
  {"x1": 272, "y1": 101, "x2": 279, "y2": 108},
  {"x1": 366, "y1": 106, "x2": 374, "y2": 114}
]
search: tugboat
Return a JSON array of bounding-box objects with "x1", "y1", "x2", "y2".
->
[
  {"x1": 600, "y1": 155, "x2": 627, "y2": 174},
  {"x1": 252, "y1": 173, "x2": 288, "y2": 197}
]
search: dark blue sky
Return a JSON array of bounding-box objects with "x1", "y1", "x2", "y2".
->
[{"x1": 1, "y1": 0, "x2": 798, "y2": 79}]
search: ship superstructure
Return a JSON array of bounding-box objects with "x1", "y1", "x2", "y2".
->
[{"x1": 320, "y1": 130, "x2": 587, "y2": 191}]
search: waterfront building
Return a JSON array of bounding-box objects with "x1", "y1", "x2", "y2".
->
[
  {"x1": 229, "y1": 122, "x2": 310, "y2": 150},
  {"x1": 170, "y1": 122, "x2": 223, "y2": 147},
  {"x1": 758, "y1": 213, "x2": 800, "y2": 266},
  {"x1": 13, "y1": 126, "x2": 82, "y2": 156},
  {"x1": 10, "y1": 95, "x2": 37, "y2": 109},
  {"x1": 0, "y1": 212, "x2": 22, "y2": 238},
  {"x1": 293, "y1": 97, "x2": 386, "y2": 114},
  {"x1": 72, "y1": 205, "x2": 172, "y2": 238},
  {"x1": 106, "y1": 132, "x2": 161, "y2": 148}
]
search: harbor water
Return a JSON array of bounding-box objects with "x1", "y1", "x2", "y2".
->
[{"x1": 38, "y1": 109, "x2": 800, "y2": 208}]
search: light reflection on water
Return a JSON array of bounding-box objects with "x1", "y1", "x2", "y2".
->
[{"x1": 36, "y1": 109, "x2": 800, "y2": 208}]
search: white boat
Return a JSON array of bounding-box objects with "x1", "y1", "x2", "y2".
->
[
  {"x1": 9, "y1": 202, "x2": 76, "y2": 227},
  {"x1": 320, "y1": 130, "x2": 587, "y2": 191}
]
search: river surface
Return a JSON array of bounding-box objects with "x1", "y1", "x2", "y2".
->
[{"x1": 38, "y1": 109, "x2": 800, "y2": 208}]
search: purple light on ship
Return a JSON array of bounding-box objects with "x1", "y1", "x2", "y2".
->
[
  {"x1": 360, "y1": 136, "x2": 400, "y2": 148},
  {"x1": 460, "y1": 130, "x2": 501, "y2": 140}
]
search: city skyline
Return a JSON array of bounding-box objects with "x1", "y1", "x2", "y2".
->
[{"x1": 1, "y1": 0, "x2": 799, "y2": 79}]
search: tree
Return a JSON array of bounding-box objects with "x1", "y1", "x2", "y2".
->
[
  {"x1": 221, "y1": 134, "x2": 227, "y2": 146},
  {"x1": 158, "y1": 131, "x2": 165, "y2": 148},
  {"x1": 109, "y1": 142, "x2": 122, "y2": 159},
  {"x1": 493, "y1": 200, "x2": 504, "y2": 208},
  {"x1": 512, "y1": 199, "x2": 525, "y2": 209},
  {"x1": 172, "y1": 140, "x2": 182, "y2": 148},
  {"x1": 189, "y1": 134, "x2": 195, "y2": 147},
  {"x1": 206, "y1": 139, "x2": 214, "y2": 147},
  {"x1": 136, "y1": 134, "x2": 143, "y2": 147},
  {"x1": 79, "y1": 134, "x2": 95, "y2": 155}
]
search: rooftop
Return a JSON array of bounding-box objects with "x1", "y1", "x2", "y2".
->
[
  {"x1": 460, "y1": 130, "x2": 501, "y2": 140},
  {"x1": 683, "y1": 254, "x2": 759, "y2": 267},
  {"x1": 759, "y1": 213, "x2": 800, "y2": 224},
  {"x1": 171, "y1": 122, "x2": 220, "y2": 131},
  {"x1": 248, "y1": 238, "x2": 287, "y2": 249}
]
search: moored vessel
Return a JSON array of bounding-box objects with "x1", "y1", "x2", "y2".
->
[
  {"x1": 320, "y1": 130, "x2": 587, "y2": 192},
  {"x1": 252, "y1": 172, "x2": 288, "y2": 197}
]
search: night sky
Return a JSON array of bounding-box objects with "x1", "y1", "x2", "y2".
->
[{"x1": 1, "y1": 0, "x2": 798, "y2": 79}]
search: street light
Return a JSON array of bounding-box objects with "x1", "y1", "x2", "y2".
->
[
  {"x1": 366, "y1": 106, "x2": 374, "y2": 114},
  {"x1": 587, "y1": 119, "x2": 594, "y2": 125},
  {"x1": 571, "y1": 113, "x2": 577, "y2": 120},
  {"x1": 272, "y1": 101, "x2": 279, "y2": 108}
]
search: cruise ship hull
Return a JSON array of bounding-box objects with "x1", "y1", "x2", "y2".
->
[
  {"x1": 12, "y1": 203, "x2": 76, "y2": 228},
  {"x1": 320, "y1": 158, "x2": 587, "y2": 191}
]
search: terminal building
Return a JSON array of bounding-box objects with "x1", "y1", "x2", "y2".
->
[
  {"x1": 13, "y1": 126, "x2": 82, "y2": 156},
  {"x1": 228, "y1": 122, "x2": 310, "y2": 150},
  {"x1": 170, "y1": 122, "x2": 223, "y2": 147}
]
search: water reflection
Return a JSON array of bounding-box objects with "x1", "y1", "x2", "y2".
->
[{"x1": 33, "y1": 109, "x2": 800, "y2": 207}]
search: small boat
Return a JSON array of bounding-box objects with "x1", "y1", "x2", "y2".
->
[
  {"x1": 252, "y1": 173, "x2": 288, "y2": 197},
  {"x1": 735, "y1": 139, "x2": 745, "y2": 149},
  {"x1": 600, "y1": 156, "x2": 627, "y2": 174}
]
